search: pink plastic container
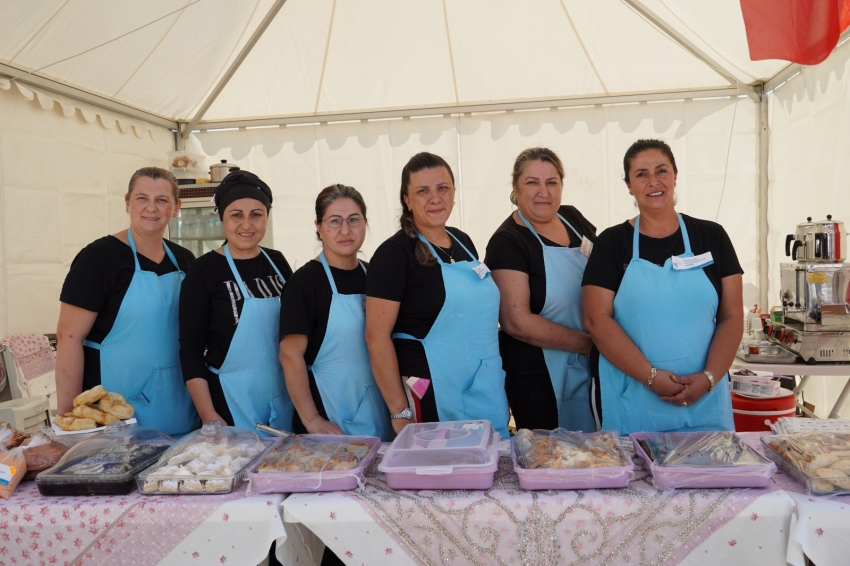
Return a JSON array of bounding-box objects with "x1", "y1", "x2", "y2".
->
[
  {"x1": 631, "y1": 432, "x2": 775, "y2": 489},
  {"x1": 247, "y1": 435, "x2": 380, "y2": 493},
  {"x1": 378, "y1": 420, "x2": 499, "y2": 490},
  {"x1": 511, "y1": 431, "x2": 634, "y2": 490}
]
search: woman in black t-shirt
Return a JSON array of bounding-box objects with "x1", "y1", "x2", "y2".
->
[
  {"x1": 485, "y1": 148, "x2": 597, "y2": 432},
  {"x1": 56, "y1": 167, "x2": 198, "y2": 436},
  {"x1": 279, "y1": 184, "x2": 391, "y2": 440},
  {"x1": 365, "y1": 152, "x2": 509, "y2": 438},
  {"x1": 582, "y1": 139, "x2": 743, "y2": 434},
  {"x1": 179, "y1": 170, "x2": 294, "y2": 433}
]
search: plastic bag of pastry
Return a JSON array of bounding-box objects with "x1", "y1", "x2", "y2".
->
[
  {"x1": 248, "y1": 433, "x2": 380, "y2": 493},
  {"x1": 137, "y1": 421, "x2": 270, "y2": 495},
  {"x1": 0, "y1": 426, "x2": 27, "y2": 498},
  {"x1": 0, "y1": 422, "x2": 28, "y2": 449},
  {"x1": 761, "y1": 431, "x2": 850, "y2": 496},
  {"x1": 36, "y1": 422, "x2": 173, "y2": 496},
  {"x1": 632, "y1": 431, "x2": 776, "y2": 489},
  {"x1": 21, "y1": 433, "x2": 69, "y2": 481},
  {"x1": 511, "y1": 428, "x2": 634, "y2": 490}
]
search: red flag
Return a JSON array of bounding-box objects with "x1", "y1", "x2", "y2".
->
[{"x1": 740, "y1": 0, "x2": 850, "y2": 64}]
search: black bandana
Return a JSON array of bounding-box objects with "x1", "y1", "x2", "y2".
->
[{"x1": 214, "y1": 170, "x2": 272, "y2": 219}]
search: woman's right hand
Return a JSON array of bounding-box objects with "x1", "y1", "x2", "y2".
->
[
  {"x1": 391, "y1": 417, "x2": 413, "y2": 435},
  {"x1": 303, "y1": 415, "x2": 344, "y2": 435},
  {"x1": 648, "y1": 370, "x2": 685, "y2": 397},
  {"x1": 200, "y1": 411, "x2": 229, "y2": 427}
]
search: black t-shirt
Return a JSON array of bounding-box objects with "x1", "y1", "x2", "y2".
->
[
  {"x1": 59, "y1": 235, "x2": 195, "y2": 391},
  {"x1": 366, "y1": 228, "x2": 477, "y2": 379},
  {"x1": 581, "y1": 214, "x2": 743, "y2": 304},
  {"x1": 179, "y1": 248, "x2": 292, "y2": 424},
  {"x1": 485, "y1": 206, "x2": 597, "y2": 377}
]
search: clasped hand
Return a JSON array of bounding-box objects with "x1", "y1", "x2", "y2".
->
[{"x1": 654, "y1": 371, "x2": 711, "y2": 406}]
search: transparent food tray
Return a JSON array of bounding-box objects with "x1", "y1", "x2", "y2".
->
[
  {"x1": 736, "y1": 342, "x2": 798, "y2": 364},
  {"x1": 632, "y1": 432, "x2": 776, "y2": 489},
  {"x1": 248, "y1": 435, "x2": 380, "y2": 493},
  {"x1": 761, "y1": 435, "x2": 850, "y2": 496},
  {"x1": 511, "y1": 430, "x2": 634, "y2": 491},
  {"x1": 137, "y1": 437, "x2": 273, "y2": 495}
]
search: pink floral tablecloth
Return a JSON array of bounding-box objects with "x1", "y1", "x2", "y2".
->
[
  {"x1": 283, "y1": 434, "x2": 795, "y2": 566},
  {"x1": 0, "y1": 482, "x2": 285, "y2": 566}
]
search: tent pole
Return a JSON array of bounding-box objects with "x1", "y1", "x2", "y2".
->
[
  {"x1": 183, "y1": 0, "x2": 288, "y2": 138},
  {"x1": 757, "y1": 84, "x2": 769, "y2": 310}
]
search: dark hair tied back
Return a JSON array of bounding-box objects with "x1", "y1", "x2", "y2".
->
[
  {"x1": 399, "y1": 152, "x2": 455, "y2": 267},
  {"x1": 623, "y1": 139, "x2": 678, "y2": 183},
  {"x1": 314, "y1": 184, "x2": 367, "y2": 240}
]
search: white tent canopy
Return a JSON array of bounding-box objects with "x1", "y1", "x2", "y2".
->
[{"x1": 1, "y1": 0, "x2": 849, "y2": 416}]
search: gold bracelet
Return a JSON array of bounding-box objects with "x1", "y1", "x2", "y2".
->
[
  {"x1": 645, "y1": 367, "x2": 657, "y2": 389},
  {"x1": 703, "y1": 370, "x2": 717, "y2": 392}
]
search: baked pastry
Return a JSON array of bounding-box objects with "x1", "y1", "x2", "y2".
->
[
  {"x1": 515, "y1": 429, "x2": 627, "y2": 470},
  {"x1": 72, "y1": 404, "x2": 107, "y2": 424},
  {"x1": 767, "y1": 432, "x2": 850, "y2": 493},
  {"x1": 73, "y1": 385, "x2": 106, "y2": 407},
  {"x1": 256, "y1": 435, "x2": 372, "y2": 473},
  {"x1": 98, "y1": 393, "x2": 134, "y2": 420}
]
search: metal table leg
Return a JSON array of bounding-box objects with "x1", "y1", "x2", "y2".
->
[{"x1": 793, "y1": 376, "x2": 817, "y2": 418}]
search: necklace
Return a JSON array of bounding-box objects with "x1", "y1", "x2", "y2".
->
[{"x1": 432, "y1": 241, "x2": 455, "y2": 263}]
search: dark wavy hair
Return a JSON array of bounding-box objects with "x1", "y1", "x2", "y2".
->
[
  {"x1": 622, "y1": 139, "x2": 678, "y2": 183},
  {"x1": 399, "y1": 152, "x2": 455, "y2": 267}
]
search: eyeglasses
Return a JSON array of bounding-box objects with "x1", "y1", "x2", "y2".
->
[{"x1": 323, "y1": 215, "x2": 364, "y2": 229}]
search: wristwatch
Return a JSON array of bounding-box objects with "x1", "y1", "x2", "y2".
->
[
  {"x1": 702, "y1": 370, "x2": 717, "y2": 392},
  {"x1": 390, "y1": 407, "x2": 413, "y2": 420},
  {"x1": 644, "y1": 367, "x2": 657, "y2": 389}
]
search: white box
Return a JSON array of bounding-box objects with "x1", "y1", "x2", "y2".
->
[
  {"x1": 0, "y1": 395, "x2": 50, "y2": 434},
  {"x1": 731, "y1": 378, "x2": 781, "y2": 398}
]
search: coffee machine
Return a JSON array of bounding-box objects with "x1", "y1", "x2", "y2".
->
[{"x1": 763, "y1": 216, "x2": 850, "y2": 363}]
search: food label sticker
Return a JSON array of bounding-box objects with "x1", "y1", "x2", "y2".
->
[
  {"x1": 0, "y1": 464, "x2": 15, "y2": 486},
  {"x1": 462, "y1": 422, "x2": 484, "y2": 430},
  {"x1": 672, "y1": 252, "x2": 714, "y2": 271},
  {"x1": 580, "y1": 236, "x2": 593, "y2": 258},
  {"x1": 472, "y1": 262, "x2": 491, "y2": 279}
]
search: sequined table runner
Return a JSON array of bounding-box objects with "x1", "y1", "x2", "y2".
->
[{"x1": 282, "y1": 436, "x2": 795, "y2": 566}]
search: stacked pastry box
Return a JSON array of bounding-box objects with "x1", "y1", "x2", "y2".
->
[
  {"x1": 36, "y1": 422, "x2": 173, "y2": 496},
  {"x1": 511, "y1": 428, "x2": 634, "y2": 490},
  {"x1": 248, "y1": 434, "x2": 380, "y2": 493},
  {"x1": 138, "y1": 422, "x2": 271, "y2": 495},
  {"x1": 761, "y1": 431, "x2": 850, "y2": 495},
  {"x1": 378, "y1": 420, "x2": 500, "y2": 490},
  {"x1": 632, "y1": 431, "x2": 775, "y2": 489}
]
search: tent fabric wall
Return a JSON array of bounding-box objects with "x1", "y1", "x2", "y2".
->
[
  {"x1": 0, "y1": 84, "x2": 173, "y2": 335},
  {"x1": 767, "y1": 38, "x2": 850, "y2": 418},
  {"x1": 191, "y1": 95, "x2": 758, "y2": 300}
]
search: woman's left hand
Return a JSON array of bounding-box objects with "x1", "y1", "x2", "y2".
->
[{"x1": 658, "y1": 372, "x2": 711, "y2": 407}]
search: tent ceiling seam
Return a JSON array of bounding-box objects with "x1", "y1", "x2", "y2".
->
[
  {"x1": 620, "y1": 0, "x2": 757, "y2": 99},
  {"x1": 313, "y1": 0, "x2": 338, "y2": 114},
  {"x1": 8, "y1": 0, "x2": 71, "y2": 60},
  {"x1": 558, "y1": 0, "x2": 608, "y2": 94},
  {"x1": 442, "y1": 0, "x2": 460, "y2": 104},
  {"x1": 113, "y1": 0, "x2": 191, "y2": 98},
  {"x1": 185, "y1": 0, "x2": 287, "y2": 136}
]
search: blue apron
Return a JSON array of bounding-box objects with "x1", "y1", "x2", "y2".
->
[
  {"x1": 309, "y1": 253, "x2": 392, "y2": 441},
  {"x1": 208, "y1": 245, "x2": 294, "y2": 435},
  {"x1": 516, "y1": 210, "x2": 595, "y2": 432},
  {"x1": 393, "y1": 232, "x2": 510, "y2": 439},
  {"x1": 598, "y1": 214, "x2": 734, "y2": 434},
  {"x1": 84, "y1": 231, "x2": 199, "y2": 436}
]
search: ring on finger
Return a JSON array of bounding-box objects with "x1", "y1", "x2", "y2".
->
[{"x1": 682, "y1": 401, "x2": 688, "y2": 407}]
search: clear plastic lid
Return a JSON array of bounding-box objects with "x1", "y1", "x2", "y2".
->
[
  {"x1": 142, "y1": 421, "x2": 265, "y2": 482},
  {"x1": 513, "y1": 428, "x2": 629, "y2": 470},
  {"x1": 38, "y1": 422, "x2": 173, "y2": 484},
  {"x1": 380, "y1": 420, "x2": 498, "y2": 472},
  {"x1": 637, "y1": 431, "x2": 766, "y2": 467}
]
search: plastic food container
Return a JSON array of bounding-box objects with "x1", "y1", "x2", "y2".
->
[
  {"x1": 378, "y1": 420, "x2": 500, "y2": 490},
  {"x1": 632, "y1": 431, "x2": 775, "y2": 489},
  {"x1": 36, "y1": 423, "x2": 173, "y2": 496},
  {"x1": 137, "y1": 422, "x2": 270, "y2": 495},
  {"x1": 248, "y1": 434, "x2": 379, "y2": 493},
  {"x1": 761, "y1": 432, "x2": 850, "y2": 496},
  {"x1": 167, "y1": 150, "x2": 205, "y2": 179},
  {"x1": 511, "y1": 429, "x2": 634, "y2": 490}
]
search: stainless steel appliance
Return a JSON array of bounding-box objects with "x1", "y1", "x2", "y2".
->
[
  {"x1": 167, "y1": 184, "x2": 274, "y2": 258},
  {"x1": 210, "y1": 159, "x2": 240, "y2": 182},
  {"x1": 785, "y1": 215, "x2": 847, "y2": 262}
]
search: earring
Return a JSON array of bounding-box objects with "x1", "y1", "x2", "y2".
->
[{"x1": 509, "y1": 191, "x2": 517, "y2": 205}]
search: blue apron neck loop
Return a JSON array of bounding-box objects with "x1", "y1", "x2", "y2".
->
[
  {"x1": 633, "y1": 213, "x2": 691, "y2": 259},
  {"x1": 516, "y1": 209, "x2": 583, "y2": 245},
  {"x1": 416, "y1": 231, "x2": 476, "y2": 264},
  {"x1": 223, "y1": 244, "x2": 286, "y2": 298},
  {"x1": 318, "y1": 252, "x2": 367, "y2": 295},
  {"x1": 127, "y1": 229, "x2": 180, "y2": 272}
]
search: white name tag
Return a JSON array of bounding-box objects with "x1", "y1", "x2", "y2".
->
[
  {"x1": 472, "y1": 262, "x2": 491, "y2": 279},
  {"x1": 672, "y1": 252, "x2": 714, "y2": 271},
  {"x1": 580, "y1": 236, "x2": 593, "y2": 259}
]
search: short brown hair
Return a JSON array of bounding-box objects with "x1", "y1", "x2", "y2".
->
[
  {"x1": 623, "y1": 139, "x2": 678, "y2": 183},
  {"x1": 127, "y1": 167, "x2": 179, "y2": 201}
]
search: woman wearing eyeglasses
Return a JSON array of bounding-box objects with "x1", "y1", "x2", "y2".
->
[
  {"x1": 179, "y1": 170, "x2": 295, "y2": 434},
  {"x1": 279, "y1": 184, "x2": 391, "y2": 440}
]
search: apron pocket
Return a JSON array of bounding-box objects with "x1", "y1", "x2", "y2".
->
[
  {"x1": 461, "y1": 356, "x2": 508, "y2": 423},
  {"x1": 343, "y1": 385, "x2": 391, "y2": 439},
  {"x1": 126, "y1": 364, "x2": 182, "y2": 406}
]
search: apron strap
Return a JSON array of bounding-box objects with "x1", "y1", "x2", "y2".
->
[
  {"x1": 415, "y1": 230, "x2": 477, "y2": 265},
  {"x1": 82, "y1": 340, "x2": 101, "y2": 350},
  {"x1": 517, "y1": 210, "x2": 583, "y2": 245},
  {"x1": 223, "y1": 245, "x2": 287, "y2": 300},
  {"x1": 677, "y1": 213, "x2": 693, "y2": 255},
  {"x1": 317, "y1": 253, "x2": 368, "y2": 295},
  {"x1": 634, "y1": 213, "x2": 693, "y2": 260},
  {"x1": 207, "y1": 366, "x2": 221, "y2": 375},
  {"x1": 127, "y1": 230, "x2": 180, "y2": 272},
  {"x1": 391, "y1": 332, "x2": 422, "y2": 343}
]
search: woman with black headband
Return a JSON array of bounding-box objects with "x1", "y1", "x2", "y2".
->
[{"x1": 179, "y1": 170, "x2": 295, "y2": 433}]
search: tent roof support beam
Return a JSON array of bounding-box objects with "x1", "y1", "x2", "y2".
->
[
  {"x1": 0, "y1": 61, "x2": 177, "y2": 130},
  {"x1": 621, "y1": 0, "x2": 759, "y2": 101},
  {"x1": 764, "y1": 28, "x2": 850, "y2": 93},
  {"x1": 181, "y1": 0, "x2": 288, "y2": 138},
  {"x1": 192, "y1": 87, "x2": 743, "y2": 131}
]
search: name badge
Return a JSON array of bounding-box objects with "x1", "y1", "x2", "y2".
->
[
  {"x1": 672, "y1": 252, "x2": 714, "y2": 271},
  {"x1": 580, "y1": 236, "x2": 593, "y2": 259},
  {"x1": 472, "y1": 262, "x2": 491, "y2": 279}
]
